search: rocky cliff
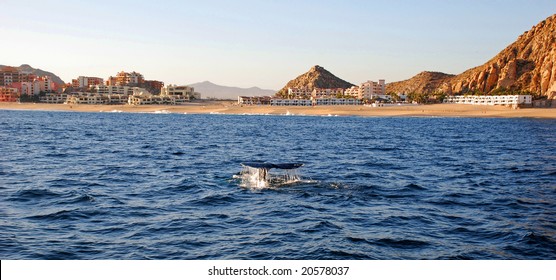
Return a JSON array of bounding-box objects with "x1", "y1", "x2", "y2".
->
[
  {"x1": 276, "y1": 65, "x2": 354, "y2": 97},
  {"x1": 387, "y1": 14, "x2": 556, "y2": 98}
]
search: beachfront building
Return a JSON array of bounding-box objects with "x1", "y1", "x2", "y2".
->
[
  {"x1": 270, "y1": 98, "x2": 361, "y2": 106},
  {"x1": 105, "y1": 71, "x2": 163, "y2": 94},
  {"x1": 128, "y1": 85, "x2": 198, "y2": 105},
  {"x1": 160, "y1": 85, "x2": 199, "y2": 104},
  {"x1": 128, "y1": 92, "x2": 173, "y2": 105},
  {"x1": 107, "y1": 71, "x2": 145, "y2": 86},
  {"x1": 312, "y1": 88, "x2": 345, "y2": 99},
  {"x1": 65, "y1": 93, "x2": 129, "y2": 105},
  {"x1": 287, "y1": 87, "x2": 312, "y2": 99},
  {"x1": 161, "y1": 85, "x2": 198, "y2": 100},
  {"x1": 314, "y1": 98, "x2": 362, "y2": 105},
  {"x1": 11, "y1": 76, "x2": 57, "y2": 96},
  {"x1": 344, "y1": 86, "x2": 360, "y2": 99},
  {"x1": 0, "y1": 87, "x2": 19, "y2": 102},
  {"x1": 443, "y1": 95, "x2": 533, "y2": 106},
  {"x1": 358, "y1": 80, "x2": 386, "y2": 99},
  {"x1": 66, "y1": 93, "x2": 105, "y2": 104},
  {"x1": 39, "y1": 93, "x2": 70, "y2": 104},
  {"x1": 271, "y1": 99, "x2": 313, "y2": 106},
  {"x1": 71, "y1": 76, "x2": 104, "y2": 89},
  {"x1": 238, "y1": 96, "x2": 272, "y2": 105},
  {"x1": 268, "y1": 81, "x2": 386, "y2": 106},
  {"x1": 95, "y1": 85, "x2": 139, "y2": 95}
]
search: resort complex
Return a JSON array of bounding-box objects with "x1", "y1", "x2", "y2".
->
[
  {"x1": 239, "y1": 80, "x2": 389, "y2": 106},
  {"x1": 0, "y1": 65, "x2": 550, "y2": 109},
  {"x1": 0, "y1": 67, "x2": 201, "y2": 105},
  {"x1": 444, "y1": 95, "x2": 533, "y2": 107}
]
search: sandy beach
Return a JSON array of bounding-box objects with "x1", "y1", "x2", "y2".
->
[{"x1": 1, "y1": 101, "x2": 555, "y2": 118}]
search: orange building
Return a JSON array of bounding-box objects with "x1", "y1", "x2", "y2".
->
[
  {"x1": 0, "y1": 66, "x2": 36, "y2": 86},
  {"x1": 72, "y1": 76, "x2": 104, "y2": 88},
  {"x1": 0, "y1": 87, "x2": 19, "y2": 102},
  {"x1": 107, "y1": 71, "x2": 145, "y2": 86}
]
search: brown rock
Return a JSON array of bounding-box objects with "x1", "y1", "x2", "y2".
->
[
  {"x1": 387, "y1": 14, "x2": 556, "y2": 97},
  {"x1": 276, "y1": 65, "x2": 354, "y2": 97}
]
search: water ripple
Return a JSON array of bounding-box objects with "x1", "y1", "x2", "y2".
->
[{"x1": 1, "y1": 111, "x2": 555, "y2": 259}]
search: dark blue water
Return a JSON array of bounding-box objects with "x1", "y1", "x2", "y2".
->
[{"x1": 1, "y1": 110, "x2": 555, "y2": 259}]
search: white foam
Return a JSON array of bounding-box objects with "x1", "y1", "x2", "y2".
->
[
  {"x1": 152, "y1": 110, "x2": 171, "y2": 114},
  {"x1": 239, "y1": 166, "x2": 303, "y2": 189}
]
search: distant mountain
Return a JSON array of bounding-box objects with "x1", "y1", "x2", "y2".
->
[
  {"x1": 0, "y1": 64, "x2": 65, "y2": 85},
  {"x1": 188, "y1": 81, "x2": 276, "y2": 100},
  {"x1": 276, "y1": 65, "x2": 354, "y2": 97},
  {"x1": 386, "y1": 14, "x2": 556, "y2": 98}
]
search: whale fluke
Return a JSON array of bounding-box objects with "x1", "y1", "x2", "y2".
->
[{"x1": 241, "y1": 162, "x2": 303, "y2": 170}]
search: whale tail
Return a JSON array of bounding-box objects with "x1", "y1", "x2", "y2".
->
[{"x1": 239, "y1": 162, "x2": 303, "y2": 188}]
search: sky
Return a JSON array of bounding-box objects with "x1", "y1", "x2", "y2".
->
[{"x1": 1, "y1": 0, "x2": 555, "y2": 90}]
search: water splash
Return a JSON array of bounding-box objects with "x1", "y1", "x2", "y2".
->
[{"x1": 237, "y1": 166, "x2": 302, "y2": 189}]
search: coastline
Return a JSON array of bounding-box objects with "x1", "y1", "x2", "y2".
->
[{"x1": 1, "y1": 101, "x2": 555, "y2": 118}]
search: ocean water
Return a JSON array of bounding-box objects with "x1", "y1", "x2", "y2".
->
[{"x1": 0, "y1": 110, "x2": 555, "y2": 260}]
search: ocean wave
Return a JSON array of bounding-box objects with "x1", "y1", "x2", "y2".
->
[{"x1": 152, "y1": 110, "x2": 171, "y2": 114}]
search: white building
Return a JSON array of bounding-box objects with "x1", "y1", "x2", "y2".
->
[
  {"x1": 66, "y1": 93, "x2": 105, "y2": 104},
  {"x1": 238, "y1": 96, "x2": 272, "y2": 105},
  {"x1": 271, "y1": 99, "x2": 313, "y2": 106},
  {"x1": 20, "y1": 76, "x2": 55, "y2": 95},
  {"x1": 287, "y1": 88, "x2": 312, "y2": 99},
  {"x1": 128, "y1": 93, "x2": 174, "y2": 105},
  {"x1": 39, "y1": 93, "x2": 69, "y2": 104},
  {"x1": 344, "y1": 86, "x2": 360, "y2": 99},
  {"x1": 270, "y1": 98, "x2": 361, "y2": 106},
  {"x1": 359, "y1": 80, "x2": 386, "y2": 99},
  {"x1": 159, "y1": 85, "x2": 199, "y2": 104},
  {"x1": 312, "y1": 88, "x2": 344, "y2": 99},
  {"x1": 72, "y1": 76, "x2": 104, "y2": 88},
  {"x1": 314, "y1": 98, "x2": 361, "y2": 105},
  {"x1": 443, "y1": 95, "x2": 533, "y2": 106},
  {"x1": 161, "y1": 85, "x2": 199, "y2": 100},
  {"x1": 95, "y1": 85, "x2": 139, "y2": 95}
]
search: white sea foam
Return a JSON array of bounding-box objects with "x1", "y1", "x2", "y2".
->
[
  {"x1": 238, "y1": 165, "x2": 303, "y2": 189},
  {"x1": 152, "y1": 110, "x2": 171, "y2": 114}
]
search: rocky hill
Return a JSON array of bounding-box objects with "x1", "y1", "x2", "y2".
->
[
  {"x1": 0, "y1": 64, "x2": 65, "y2": 85},
  {"x1": 386, "y1": 71, "x2": 455, "y2": 94},
  {"x1": 386, "y1": 14, "x2": 556, "y2": 98},
  {"x1": 188, "y1": 81, "x2": 276, "y2": 100},
  {"x1": 276, "y1": 65, "x2": 354, "y2": 97}
]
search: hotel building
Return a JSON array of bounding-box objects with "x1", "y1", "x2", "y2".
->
[
  {"x1": 107, "y1": 71, "x2": 145, "y2": 86},
  {"x1": 71, "y1": 76, "x2": 104, "y2": 89},
  {"x1": 0, "y1": 66, "x2": 36, "y2": 87},
  {"x1": 443, "y1": 95, "x2": 533, "y2": 106},
  {"x1": 358, "y1": 80, "x2": 386, "y2": 99},
  {"x1": 0, "y1": 87, "x2": 19, "y2": 102}
]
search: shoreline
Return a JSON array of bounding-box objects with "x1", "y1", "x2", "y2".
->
[{"x1": 1, "y1": 101, "x2": 555, "y2": 118}]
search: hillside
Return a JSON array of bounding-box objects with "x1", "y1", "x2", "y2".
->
[
  {"x1": 276, "y1": 65, "x2": 354, "y2": 97},
  {"x1": 387, "y1": 14, "x2": 556, "y2": 98},
  {"x1": 188, "y1": 81, "x2": 276, "y2": 100},
  {"x1": 0, "y1": 64, "x2": 65, "y2": 85},
  {"x1": 386, "y1": 71, "x2": 455, "y2": 94}
]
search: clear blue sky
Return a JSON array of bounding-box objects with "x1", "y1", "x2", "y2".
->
[{"x1": 1, "y1": 0, "x2": 555, "y2": 89}]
